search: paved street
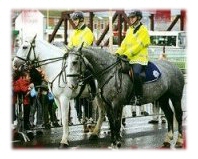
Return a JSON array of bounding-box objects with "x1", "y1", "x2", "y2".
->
[
  {"x1": 12, "y1": 115, "x2": 186, "y2": 149},
  {"x1": 12, "y1": 82, "x2": 187, "y2": 150}
]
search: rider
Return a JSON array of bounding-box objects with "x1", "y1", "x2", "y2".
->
[
  {"x1": 68, "y1": 11, "x2": 96, "y2": 123},
  {"x1": 68, "y1": 11, "x2": 95, "y2": 48},
  {"x1": 115, "y1": 10, "x2": 150, "y2": 106}
]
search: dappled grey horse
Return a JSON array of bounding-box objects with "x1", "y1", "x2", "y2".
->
[{"x1": 66, "y1": 46, "x2": 185, "y2": 148}]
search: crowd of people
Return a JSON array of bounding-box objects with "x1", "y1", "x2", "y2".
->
[{"x1": 12, "y1": 66, "x2": 61, "y2": 130}]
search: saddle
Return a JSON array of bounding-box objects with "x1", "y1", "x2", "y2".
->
[{"x1": 121, "y1": 61, "x2": 161, "y2": 83}]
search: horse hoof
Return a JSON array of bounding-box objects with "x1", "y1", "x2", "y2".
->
[
  {"x1": 116, "y1": 142, "x2": 121, "y2": 148},
  {"x1": 27, "y1": 131, "x2": 34, "y2": 140},
  {"x1": 36, "y1": 130, "x2": 43, "y2": 137},
  {"x1": 108, "y1": 143, "x2": 116, "y2": 149},
  {"x1": 89, "y1": 134, "x2": 99, "y2": 140},
  {"x1": 148, "y1": 120, "x2": 159, "y2": 124},
  {"x1": 175, "y1": 142, "x2": 183, "y2": 148},
  {"x1": 162, "y1": 142, "x2": 171, "y2": 148},
  {"x1": 59, "y1": 143, "x2": 69, "y2": 149},
  {"x1": 87, "y1": 124, "x2": 95, "y2": 132}
]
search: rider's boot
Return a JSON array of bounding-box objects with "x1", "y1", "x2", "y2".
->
[
  {"x1": 134, "y1": 76, "x2": 143, "y2": 106},
  {"x1": 136, "y1": 95, "x2": 143, "y2": 106}
]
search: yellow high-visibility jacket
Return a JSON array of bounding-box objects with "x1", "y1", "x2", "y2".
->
[
  {"x1": 116, "y1": 24, "x2": 150, "y2": 65},
  {"x1": 68, "y1": 25, "x2": 94, "y2": 48}
]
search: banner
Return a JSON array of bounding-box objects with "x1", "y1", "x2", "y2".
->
[{"x1": 155, "y1": 10, "x2": 171, "y2": 22}]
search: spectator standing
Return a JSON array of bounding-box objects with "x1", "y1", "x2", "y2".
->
[{"x1": 13, "y1": 71, "x2": 32, "y2": 130}]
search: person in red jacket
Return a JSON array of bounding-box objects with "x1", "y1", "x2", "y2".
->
[
  {"x1": 12, "y1": 68, "x2": 21, "y2": 127},
  {"x1": 13, "y1": 71, "x2": 32, "y2": 130}
]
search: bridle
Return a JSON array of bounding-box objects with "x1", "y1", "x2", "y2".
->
[
  {"x1": 14, "y1": 35, "x2": 70, "y2": 89},
  {"x1": 15, "y1": 35, "x2": 38, "y2": 67},
  {"x1": 16, "y1": 35, "x2": 68, "y2": 69},
  {"x1": 66, "y1": 48, "x2": 122, "y2": 92},
  {"x1": 66, "y1": 51, "x2": 90, "y2": 84}
]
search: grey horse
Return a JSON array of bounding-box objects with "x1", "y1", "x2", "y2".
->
[{"x1": 66, "y1": 46, "x2": 185, "y2": 148}]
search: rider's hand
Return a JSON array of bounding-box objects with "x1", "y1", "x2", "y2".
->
[
  {"x1": 119, "y1": 55, "x2": 128, "y2": 62},
  {"x1": 115, "y1": 53, "x2": 121, "y2": 62},
  {"x1": 115, "y1": 53, "x2": 128, "y2": 62},
  {"x1": 115, "y1": 53, "x2": 120, "y2": 57},
  {"x1": 115, "y1": 53, "x2": 127, "y2": 59},
  {"x1": 120, "y1": 55, "x2": 127, "y2": 59}
]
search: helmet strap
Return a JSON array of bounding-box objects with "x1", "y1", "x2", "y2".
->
[
  {"x1": 131, "y1": 19, "x2": 140, "y2": 27},
  {"x1": 77, "y1": 22, "x2": 85, "y2": 29},
  {"x1": 74, "y1": 19, "x2": 80, "y2": 29}
]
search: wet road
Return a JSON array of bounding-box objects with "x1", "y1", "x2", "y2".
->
[
  {"x1": 12, "y1": 82, "x2": 187, "y2": 149},
  {"x1": 12, "y1": 115, "x2": 186, "y2": 149}
]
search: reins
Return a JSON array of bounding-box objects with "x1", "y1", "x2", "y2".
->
[
  {"x1": 70, "y1": 50, "x2": 123, "y2": 94},
  {"x1": 16, "y1": 37, "x2": 70, "y2": 90},
  {"x1": 69, "y1": 50, "x2": 121, "y2": 83}
]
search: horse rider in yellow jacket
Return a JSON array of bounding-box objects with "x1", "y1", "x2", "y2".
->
[
  {"x1": 115, "y1": 10, "x2": 150, "y2": 105},
  {"x1": 68, "y1": 11, "x2": 95, "y2": 49}
]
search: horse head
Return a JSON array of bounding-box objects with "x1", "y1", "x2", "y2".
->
[
  {"x1": 13, "y1": 35, "x2": 37, "y2": 70},
  {"x1": 66, "y1": 46, "x2": 92, "y2": 90}
]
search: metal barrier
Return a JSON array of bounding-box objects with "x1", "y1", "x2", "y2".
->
[
  {"x1": 13, "y1": 94, "x2": 30, "y2": 142},
  {"x1": 101, "y1": 46, "x2": 187, "y2": 72},
  {"x1": 148, "y1": 47, "x2": 187, "y2": 72}
]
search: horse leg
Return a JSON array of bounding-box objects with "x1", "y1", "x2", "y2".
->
[
  {"x1": 104, "y1": 100, "x2": 123, "y2": 148},
  {"x1": 54, "y1": 98, "x2": 62, "y2": 125},
  {"x1": 59, "y1": 96, "x2": 70, "y2": 148},
  {"x1": 105, "y1": 103, "x2": 117, "y2": 146},
  {"x1": 158, "y1": 95, "x2": 174, "y2": 148},
  {"x1": 74, "y1": 97, "x2": 82, "y2": 122},
  {"x1": 90, "y1": 96, "x2": 105, "y2": 140},
  {"x1": 114, "y1": 105, "x2": 123, "y2": 148},
  {"x1": 171, "y1": 98, "x2": 183, "y2": 148}
]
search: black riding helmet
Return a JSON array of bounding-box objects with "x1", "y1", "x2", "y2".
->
[
  {"x1": 71, "y1": 11, "x2": 84, "y2": 22},
  {"x1": 128, "y1": 10, "x2": 142, "y2": 20}
]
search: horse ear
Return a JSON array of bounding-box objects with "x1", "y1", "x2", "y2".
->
[
  {"x1": 77, "y1": 42, "x2": 84, "y2": 52},
  {"x1": 65, "y1": 45, "x2": 70, "y2": 53},
  {"x1": 33, "y1": 34, "x2": 37, "y2": 41}
]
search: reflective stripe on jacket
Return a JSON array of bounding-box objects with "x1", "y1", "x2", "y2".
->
[
  {"x1": 116, "y1": 24, "x2": 150, "y2": 65},
  {"x1": 68, "y1": 26, "x2": 94, "y2": 48}
]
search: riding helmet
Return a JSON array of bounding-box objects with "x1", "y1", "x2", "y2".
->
[
  {"x1": 71, "y1": 11, "x2": 84, "y2": 22},
  {"x1": 128, "y1": 10, "x2": 142, "y2": 19}
]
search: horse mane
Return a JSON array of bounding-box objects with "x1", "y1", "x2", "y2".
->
[
  {"x1": 83, "y1": 46, "x2": 110, "y2": 55},
  {"x1": 22, "y1": 36, "x2": 64, "y2": 53},
  {"x1": 22, "y1": 36, "x2": 66, "y2": 56},
  {"x1": 80, "y1": 46, "x2": 116, "y2": 66},
  {"x1": 36, "y1": 39, "x2": 65, "y2": 54},
  {"x1": 71, "y1": 46, "x2": 110, "y2": 55}
]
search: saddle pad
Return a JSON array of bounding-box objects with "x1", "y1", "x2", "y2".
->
[{"x1": 145, "y1": 61, "x2": 161, "y2": 83}]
